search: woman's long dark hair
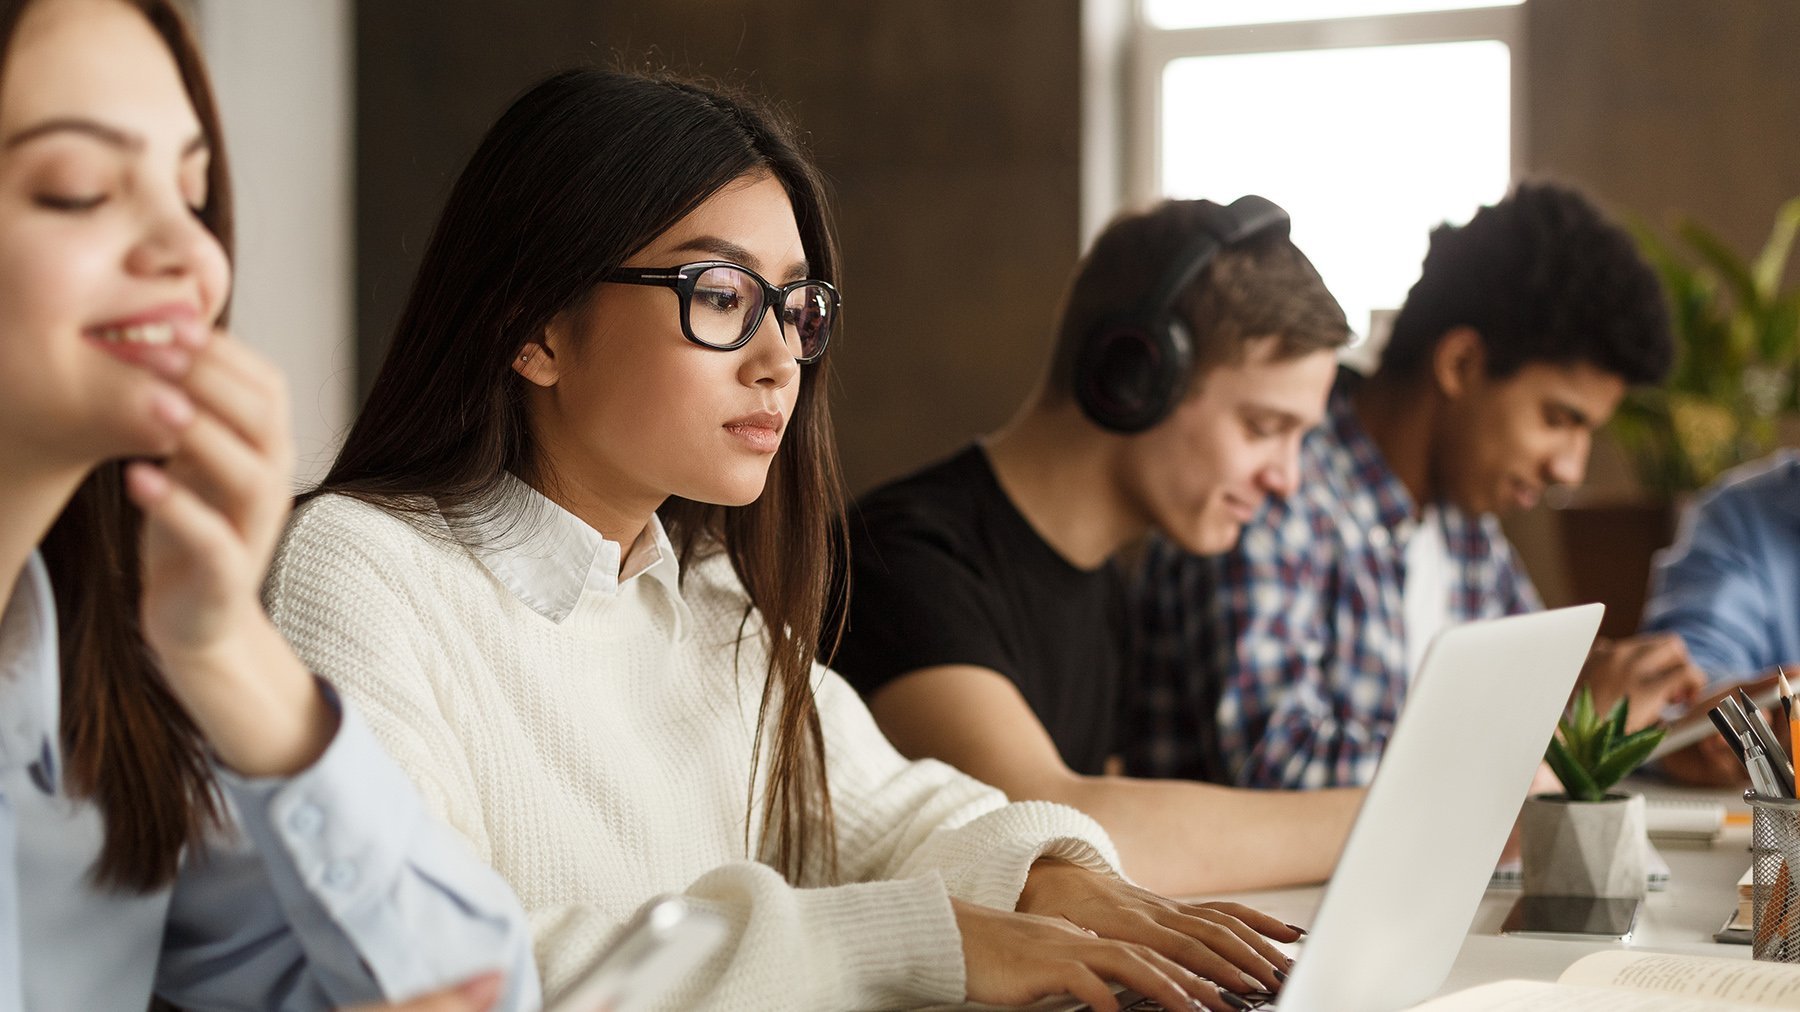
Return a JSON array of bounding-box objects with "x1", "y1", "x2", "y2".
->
[
  {"x1": 1, "y1": 0, "x2": 236, "y2": 892},
  {"x1": 318, "y1": 70, "x2": 846, "y2": 883}
]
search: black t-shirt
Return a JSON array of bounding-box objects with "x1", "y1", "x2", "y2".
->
[{"x1": 830, "y1": 445, "x2": 1125, "y2": 775}]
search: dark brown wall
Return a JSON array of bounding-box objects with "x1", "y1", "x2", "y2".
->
[
  {"x1": 1504, "y1": 0, "x2": 1800, "y2": 609},
  {"x1": 1526, "y1": 0, "x2": 1800, "y2": 274},
  {"x1": 353, "y1": 1, "x2": 645, "y2": 394},
  {"x1": 355, "y1": 1, "x2": 1083, "y2": 492}
]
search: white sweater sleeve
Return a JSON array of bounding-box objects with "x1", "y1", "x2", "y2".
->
[
  {"x1": 268, "y1": 502, "x2": 1122, "y2": 1010},
  {"x1": 812, "y1": 668, "x2": 1124, "y2": 909},
  {"x1": 267, "y1": 507, "x2": 956, "y2": 1008}
]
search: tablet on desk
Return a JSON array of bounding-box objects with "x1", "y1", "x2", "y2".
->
[{"x1": 1649, "y1": 672, "x2": 1785, "y2": 761}]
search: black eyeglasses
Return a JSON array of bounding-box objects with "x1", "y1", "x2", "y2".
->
[{"x1": 604, "y1": 261, "x2": 839, "y2": 364}]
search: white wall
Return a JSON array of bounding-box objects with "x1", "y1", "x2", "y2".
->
[{"x1": 193, "y1": 0, "x2": 353, "y2": 486}]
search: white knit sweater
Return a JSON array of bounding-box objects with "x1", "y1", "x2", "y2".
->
[{"x1": 265, "y1": 487, "x2": 1121, "y2": 1010}]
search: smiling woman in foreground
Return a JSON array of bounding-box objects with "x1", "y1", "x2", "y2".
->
[{"x1": 0, "y1": 0, "x2": 534, "y2": 1008}]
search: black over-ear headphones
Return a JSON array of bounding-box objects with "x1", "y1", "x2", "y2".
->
[{"x1": 1073, "y1": 194, "x2": 1291, "y2": 434}]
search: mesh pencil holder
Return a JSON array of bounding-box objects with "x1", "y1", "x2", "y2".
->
[{"x1": 1748, "y1": 792, "x2": 1800, "y2": 961}]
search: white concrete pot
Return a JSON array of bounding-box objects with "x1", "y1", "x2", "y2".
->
[{"x1": 1519, "y1": 792, "x2": 1647, "y2": 899}]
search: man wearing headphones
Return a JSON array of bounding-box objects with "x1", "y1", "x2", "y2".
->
[
  {"x1": 1128, "y1": 183, "x2": 1706, "y2": 794},
  {"x1": 828, "y1": 198, "x2": 1366, "y2": 895}
]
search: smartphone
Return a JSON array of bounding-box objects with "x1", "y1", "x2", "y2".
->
[
  {"x1": 546, "y1": 897, "x2": 730, "y2": 1012},
  {"x1": 1500, "y1": 895, "x2": 1641, "y2": 942}
]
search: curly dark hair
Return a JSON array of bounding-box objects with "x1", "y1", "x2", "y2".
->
[{"x1": 1379, "y1": 182, "x2": 1673, "y2": 386}]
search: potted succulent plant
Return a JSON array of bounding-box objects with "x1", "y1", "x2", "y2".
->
[{"x1": 1519, "y1": 688, "x2": 1667, "y2": 898}]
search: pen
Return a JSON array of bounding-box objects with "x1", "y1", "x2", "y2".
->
[
  {"x1": 1744, "y1": 732, "x2": 1782, "y2": 798},
  {"x1": 1712, "y1": 705, "x2": 1750, "y2": 765},
  {"x1": 1782, "y1": 667, "x2": 1797, "y2": 766},
  {"x1": 1723, "y1": 695, "x2": 1755, "y2": 742},
  {"x1": 1722, "y1": 699, "x2": 1771, "y2": 790},
  {"x1": 1738, "y1": 688, "x2": 1797, "y2": 796}
]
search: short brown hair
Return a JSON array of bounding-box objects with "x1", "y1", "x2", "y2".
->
[{"x1": 1047, "y1": 199, "x2": 1350, "y2": 400}]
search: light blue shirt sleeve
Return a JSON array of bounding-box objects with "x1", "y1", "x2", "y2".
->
[
  {"x1": 1644, "y1": 457, "x2": 1800, "y2": 684},
  {"x1": 0, "y1": 789, "x2": 19, "y2": 1012},
  {"x1": 156, "y1": 682, "x2": 541, "y2": 1011},
  {"x1": 0, "y1": 552, "x2": 58, "y2": 1012}
]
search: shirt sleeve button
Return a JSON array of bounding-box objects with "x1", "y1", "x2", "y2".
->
[
  {"x1": 287, "y1": 804, "x2": 324, "y2": 837},
  {"x1": 323, "y1": 860, "x2": 357, "y2": 890}
]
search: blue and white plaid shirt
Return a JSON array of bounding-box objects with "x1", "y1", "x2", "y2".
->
[{"x1": 1125, "y1": 369, "x2": 1540, "y2": 789}]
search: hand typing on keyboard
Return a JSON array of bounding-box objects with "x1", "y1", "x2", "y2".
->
[{"x1": 972, "y1": 853, "x2": 1296, "y2": 1001}]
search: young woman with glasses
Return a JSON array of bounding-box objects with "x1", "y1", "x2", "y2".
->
[
  {"x1": 266, "y1": 68, "x2": 1297, "y2": 1011},
  {"x1": 0, "y1": 0, "x2": 535, "y2": 1007}
]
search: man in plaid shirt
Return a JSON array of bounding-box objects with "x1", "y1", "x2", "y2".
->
[{"x1": 1127, "y1": 183, "x2": 1707, "y2": 790}]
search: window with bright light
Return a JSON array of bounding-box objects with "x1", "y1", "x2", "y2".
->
[
  {"x1": 1130, "y1": 5, "x2": 1518, "y2": 349},
  {"x1": 1143, "y1": 0, "x2": 1521, "y2": 30}
]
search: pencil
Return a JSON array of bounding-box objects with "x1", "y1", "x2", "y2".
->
[{"x1": 1782, "y1": 667, "x2": 1797, "y2": 766}]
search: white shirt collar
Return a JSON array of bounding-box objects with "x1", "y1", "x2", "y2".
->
[
  {"x1": 0, "y1": 552, "x2": 62, "y2": 793},
  {"x1": 449, "y1": 473, "x2": 687, "y2": 626}
]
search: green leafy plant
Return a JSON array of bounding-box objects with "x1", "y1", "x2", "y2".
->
[
  {"x1": 1543, "y1": 687, "x2": 1667, "y2": 803},
  {"x1": 1612, "y1": 197, "x2": 1800, "y2": 495}
]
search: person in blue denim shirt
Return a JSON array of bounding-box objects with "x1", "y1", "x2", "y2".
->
[
  {"x1": 0, "y1": 1, "x2": 535, "y2": 1008},
  {"x1": 1641, "y1": 451, "x2": 1800, "y2": 786},
  {"x1": 1646, "y1": 450, "x2": 1800, "y2": 683}
]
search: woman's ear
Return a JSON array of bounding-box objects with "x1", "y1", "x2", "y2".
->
[
  {"x1": 1431, "y1": 326, "x2": 1486, "y2": 400},
  {"x1": 514, "y1": 310, "x2": 575, "y2": 387},
  {"x1": 512, "y1": 341, "x2": 556, "y2": 386}
]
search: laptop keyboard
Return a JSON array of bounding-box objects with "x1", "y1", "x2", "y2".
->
[{"x1": 1118, "y1": 990, "x2": 1277, "y2": 1010}]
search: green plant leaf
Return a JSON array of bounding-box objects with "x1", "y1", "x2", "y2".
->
[
  {"x1": 1588, "y1": 721, "x2": 1612, "y2": 771},
  {"x1": 1622, "y1": 201, "x2": 1799, "y2": 494},
  {"x1": 1759, "y1": 292, "x2": 1800, "y2": 379},
  {"x1": 1753, "y1": 196, "x2": 1800, "y2": 300},
  {"x1": 1681, "y1": 218, "x2": 1763, "y2": 317},
  {"x1": 1615, "y1": 723, "x2": 1668, "y2": 751},
  {"x1": 1572, "y1": 686, "x2": 1596, "y2": 741},
  {"x1": 1547, "y1": 734, "x2": 1603, "y2": 802},
  {"x1": 1602, "y1": 696, "x2": 1629, "y2": 756},
  {"x1": 1591, "y1": 729, "x2": 1668, "y2": 794}
]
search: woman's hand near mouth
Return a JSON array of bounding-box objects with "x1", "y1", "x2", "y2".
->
[{"x1": 124, "y1": 329, "x2": 338, "y2": 779}]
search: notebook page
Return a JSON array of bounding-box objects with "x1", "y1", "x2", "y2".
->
[
  {"x1": 1560, "y1": 950, "x2": 1800, "y2": 1006},
  {"x1": 1408, "y1": 980, "x2": 1761, "y2": 1011}
]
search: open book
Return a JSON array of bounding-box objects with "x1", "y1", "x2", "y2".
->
[{"x1": 1411, "y1": 951, "x2": 1800, "y2": 1010}]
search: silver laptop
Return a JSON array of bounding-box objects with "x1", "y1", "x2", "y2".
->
[{"x1": 1011, "y1": 604, "x2": 1604, "y2": 1012}]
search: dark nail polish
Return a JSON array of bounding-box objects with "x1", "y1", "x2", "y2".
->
[
  {"x1": 1285, "y1": 922, "x2": 1308, "y2": 936},
  {"x1": 1219, "y1": 989, "x2": 1254, "y2": 1011},
  {"x1": 1274, "y1": 968, "x2": 1289, "y2": 983}
]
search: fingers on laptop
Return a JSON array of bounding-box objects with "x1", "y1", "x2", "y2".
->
[
  {"x1": 959, "y1": 900, "x2": 1237, "y2": 1012},
  {"x1": 1144, "y1": 903, "x2": 1292, "y2": 994},
  {"x1": 1071, "y1": 941, "x2": 1242, "y2": 1012}
]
